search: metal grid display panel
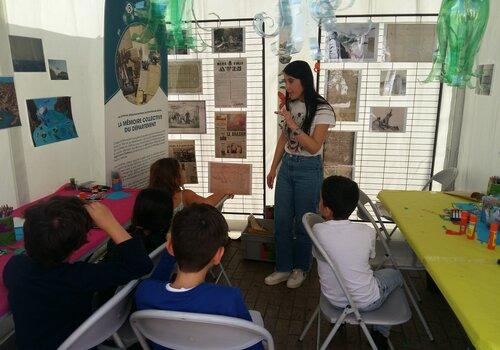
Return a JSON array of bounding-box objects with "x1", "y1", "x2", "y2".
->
[
  {"x1": 318, "y1": 15, "x2": 441, "y2": 202},
  {"x1": 168, "y1": 19, "x2": 265, "y2": 217}
]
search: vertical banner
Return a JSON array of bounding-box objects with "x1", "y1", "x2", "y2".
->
[{"x1": 104, "y1": 0, "x2": 169, "y2": 188}]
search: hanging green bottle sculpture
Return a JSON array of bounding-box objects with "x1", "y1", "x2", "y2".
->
[
  {"x1": 426, "y1": 0, "x2": 490, "y2": 87},
  {"x1": 124, "y1": 0, "x2": 196, "y2": 52}
]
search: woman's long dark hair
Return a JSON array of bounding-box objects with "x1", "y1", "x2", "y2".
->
[
  {"x1": 149, "y1": 157, "x2": 182, "y2": 194},
  {"x1": 283, "y1": 60, "x2": 334, "y2": 135}
]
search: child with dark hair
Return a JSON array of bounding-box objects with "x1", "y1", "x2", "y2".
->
[
  {"x1": 135, "y1": 203, "x2": 263, "y2": 350},
  {"x1": 105, "y1": 188, "x2": 173, "y2": 262},
  {"x1": 149, "y1": 158, "x2": 230, "y2": 215},
  {"x1": 314, "y1": 176, "x2": 403, "y2": 349},
  {"x1": 3, "y1": 196, "x2": 153, "y2": 350}
]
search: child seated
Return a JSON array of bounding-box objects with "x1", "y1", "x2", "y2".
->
[
  {"x1": 135, "y1": 204, "x2": 263, "y2": 350},
  {"x1": 314, "y1": 176, "x2": 403, "y2": 349},
  {"x1": 3, "y1": 197, "x2": 153, "y2": 350},
  {"x1": 105, "y1": 188, "x2": 173, "y2": 261},
  {"x1": 149, "y1": 158, "x2": 231, "y2": 214}
]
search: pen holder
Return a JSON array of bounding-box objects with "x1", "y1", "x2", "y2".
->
[{"x1": 0, "y1": 216, "x2": 15, "y2": 245}]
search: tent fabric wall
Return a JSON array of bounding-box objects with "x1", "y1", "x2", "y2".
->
[
  {"x1": 455, "y1": 1, "x2": 500, "y2": 191},
  {"x1": 0, "y1": 0, "x2": 444, "y2": 206},
  {"x1": 1, "y1": 0, "x2": 106, "y2": 205},
  {"x1": 0, "y1": 0, "x2": 18, "y2": 206}
]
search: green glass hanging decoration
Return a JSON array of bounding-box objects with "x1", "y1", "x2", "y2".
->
[{"x1": 425, "y1": 0, "x2": 490, "y2": 88}]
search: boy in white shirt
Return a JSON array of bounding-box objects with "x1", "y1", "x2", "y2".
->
[{"x1": 313, "y1": 176, "x2": 403, "y2": 349}]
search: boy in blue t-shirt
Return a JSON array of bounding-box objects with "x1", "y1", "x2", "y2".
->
[{"x1": 135, "y1": 203, "x2": 263, "y2": 350}]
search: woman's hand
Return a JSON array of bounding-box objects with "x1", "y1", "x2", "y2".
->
[
  {"x1": 267, "y1": 168, "x2": 277, "y2": 189},
  {"x1": 275, "y1": 105, "x2": 298, "y2": 129}
]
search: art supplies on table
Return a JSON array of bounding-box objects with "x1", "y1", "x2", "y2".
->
[
  {"x1": 487, "y1": 176, "x2": 500, "y2": 196},
  {"x1": 487, "y1": 223, "x2": 498, "y2": 250},
  {"x1": 466, "y1": 214, "x2": 477, "y2": 240},
  {"x1": 105, "y1": 191, "x2": 131, "y2": 200},
  {"x1": 444, "y1": 191, "x2": 484, "y2": 202},
  {"x1": 111, "y1": 171, "x2": 123, "y2": 191},
  {"x1": 441, "y1": 200, "x2": 499, "y2": 249},
  {"x1": 0, "y1": 205, "x2": 15, "y2": 246}
]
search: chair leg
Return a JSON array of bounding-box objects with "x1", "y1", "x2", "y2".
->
[
  {"x1": 219, "y1": 263, "x2": 232, "y2": 286},
  {"x1": 360, "y1": 321, "x2": 377, "y2": 350},
  {"x1": 299, "y1": 305, "x2": 319, "y2": 342},
  {"x1": 388, "y1": 337, "x2": 395, "y2": 350},
  {"x1": 388, "y1": 226, "x2": 398, "y2": 239},
  {"x1": 319, "y1": 311, "x2": 348, "y2": 350},
  {"x1": 406, "y1": 273, "x2": 422, "y2": 302},
  {"x1": 402, "y1": 279, "x2": 434, "y2": 341},
  {"x1": 316, "y1": 309, "x2": 321, "y2": 350},
  {"x1": 112, "y1": 333, "x2": 126, "y2": 349},
  {"x1": 130, "y1": 323, "x2": 151, "y2": 350}
]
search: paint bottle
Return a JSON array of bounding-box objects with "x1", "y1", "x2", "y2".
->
[
  {"x1": 466, "y1": 214, "x2": 477, "y2": 240},
  {"x1": 459, "y1": 211, "x2": 469, "y2": 235},
  {"x1": 487, "y1": 223, "x2": 498, "y2": 250}
]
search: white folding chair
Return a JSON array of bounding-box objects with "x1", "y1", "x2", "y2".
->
[
  {"x1": 358, "y1": 190, "x2": 424, "y2": 270},
  {"x1": 211, "y1": 194, "x2": 232, "y2": 286},
  {"x1": 149, "y1": 243, "x2": 166, "y2": 267},
  {"x1": 57, "y1": 279, "x2": 139, "y2": 350},
  {"x1": 130, "y1": 309, "x2": 274, "y2": 350},
  {"x1": 374, "y1": 168, "x2": 459, "y2": 237},
  {"x1": 357, "y1": 203, "x2": 434, "y2": 342},
  {"x1": 299, "y1": 213, "x2": 411, "y2": 350}
]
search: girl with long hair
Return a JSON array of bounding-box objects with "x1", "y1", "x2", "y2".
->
[
  {"x1": 265, "y1": 60, "x2": 336, "y2": 288},
  {"x1": 149, "y1": 157, "x2": 230, "y2": 214}
]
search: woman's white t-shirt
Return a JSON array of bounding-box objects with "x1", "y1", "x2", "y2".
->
[{"x1": 281, "y1": 100, "x2": 336, "y2": 156}]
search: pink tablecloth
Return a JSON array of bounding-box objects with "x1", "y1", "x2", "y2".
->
[{"x1": 0, "y1": 185, "x2": 139, "y2": 317}]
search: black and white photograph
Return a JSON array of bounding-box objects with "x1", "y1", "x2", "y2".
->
[
  {"x1": 325, "y1": 69, "x2": 361, "y2": 121},
  {"x1": 325, "y1": 23, "x2": 378, "y2": 61},
  {"x1": 370, "y1": 107, "x2": 407, "y2": 133},
  {"x1": 212, "y1": 27, "x2": 245, "y2": 53},
  {"x1": 380, "y1": 70, "x2": 407, "y2": 96},
  {"x1": 168, "y1": 100, "x2": 206, "y2": 134},
  {"x1": 168, "y1": 140, "x2": 198, "y2": 184}
]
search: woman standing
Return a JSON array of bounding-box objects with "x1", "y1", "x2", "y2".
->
[{"x1": 265, "y1": 60, "x2": 335, "y2": 288}]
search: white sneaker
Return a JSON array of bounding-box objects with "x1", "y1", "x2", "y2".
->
[
  {"x1": 286, "y1": 269, "x2": 306, "y2": 288},
  {"x1": 264, "y1": 271, "x2": 291, "y2": 285}
]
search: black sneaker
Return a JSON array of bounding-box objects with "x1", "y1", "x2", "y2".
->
[{"x1": 370, "y1": 330, "x2": 389, "y2": 350}]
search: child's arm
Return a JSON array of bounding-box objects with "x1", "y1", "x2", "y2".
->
[
  {"x1": 183, "y1": 190, "x2": 231, "y2": 207},
  {"x1": 67, "y1": 203, "x2": 153, "y2": 292},
  {"x1": 85, "y1": 202, "x2": 131, "y2": 244}
]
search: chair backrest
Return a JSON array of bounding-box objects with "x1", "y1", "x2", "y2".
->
[
  {"x1": 130, "y1": 309, "x2": 274, "y2": 350},
  {"x1": 422, "y1": 167, "x2": 458, "y2": 191},
  {"x1": 215, "y1": 195, "x2": 230, "y2": 212},
  {"x1": 358, "y1": 189, "x2": 391, "y2": 240},
  {"x1": 57, "y1": 279, "x2": 139, "y2": 350},
  {"x1": 302, "y1": 213, "x2": 362, "y2": 316},
  {"x1": 149, "y1": 243, "x2": 166, "y2": 267}
]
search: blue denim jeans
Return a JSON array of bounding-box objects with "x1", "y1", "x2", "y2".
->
[
  {"x1": 360, "y1": 269, "x2": 404, "y2": 337},
  {"x1": 274, "y1": 153, "x2": 323, "y2": 272}
]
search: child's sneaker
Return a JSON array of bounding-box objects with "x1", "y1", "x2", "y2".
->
[
  {"x1": 286, "y1": 269, "x2": 306, "y2": 288},
  {"x1": 264, "y1": 271, "x2": 291, "y2": 285}
]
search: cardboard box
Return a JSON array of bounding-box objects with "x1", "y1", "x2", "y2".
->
[{"x1": 241, "y1": 218, "x2": 275, "y2": 262}]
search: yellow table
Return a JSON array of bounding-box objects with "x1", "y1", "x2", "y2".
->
[{"x1": 378, "y1": 191, "x2": 500, "y2": 350}]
